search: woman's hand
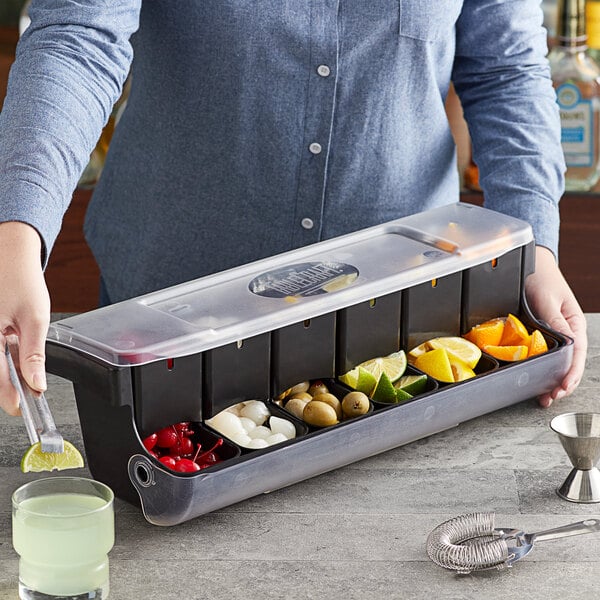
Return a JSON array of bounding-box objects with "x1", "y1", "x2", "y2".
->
[
  {"x1": 525, "y1": 245, "x2": 588, "y2": 407},
  {"x1": 0, "y1": 222, "x2": 50, "y2": 415}
]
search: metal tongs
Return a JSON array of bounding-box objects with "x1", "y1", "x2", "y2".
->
[{"x1": 5, "y1": 337, "x2": 64, "y2": 454}]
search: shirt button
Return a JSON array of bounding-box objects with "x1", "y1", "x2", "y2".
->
[
  {"x1": 301, "y1": 217, "x2": 314, "y2": 230},
  {"x1": 317, "y1": 64, "x2": 331, "y2": 77},
  {"x1": 309, "y1": 142, "x2": 322, "y2": 155}
]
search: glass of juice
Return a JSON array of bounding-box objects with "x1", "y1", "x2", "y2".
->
[{"x1": 12, "y1": 476, "x2": 114, "y2": 599}]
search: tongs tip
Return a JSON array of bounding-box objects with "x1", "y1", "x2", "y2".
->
[{"x1": 40, "y1": 433, "x2": 65, "y2": 455}]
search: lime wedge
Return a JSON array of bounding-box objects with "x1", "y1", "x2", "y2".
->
[
  {"x1": 355, "y1": 367, "x2": 378, "y2": 396},
  {"x1": 21, "y1": 441, "x2": 84, "y2": 473},
  {"x1": 357, "y1": 350, "x2": 407, "y2": 384},
  {"x1": 395, "y1": 374, "x2": 428, "y2": 396},
  {"x1": 371, "y1": 372, "x2": 398, "y2": 403},
  {"x1": 339, "y1": 366, "x2": 378, "y2": 395},
  {"x1": 339, "y1": 367, "x2": 359, "y2": 389},
  {"x1": 394, "y1": 387, "x2": 413, "y2": 404}
]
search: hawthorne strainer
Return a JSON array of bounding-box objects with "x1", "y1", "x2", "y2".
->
[{"x1": 426, "y1": 512, "x2": 600, "y2": 574}]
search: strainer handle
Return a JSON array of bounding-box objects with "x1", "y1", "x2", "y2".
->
[{"x1": 531, "y1": 519, "x2": 600, "y2": 543}]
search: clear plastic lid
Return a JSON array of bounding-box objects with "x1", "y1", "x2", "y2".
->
[{"x1": 47, "y1": 203, "x2": 533, "y2": 366}]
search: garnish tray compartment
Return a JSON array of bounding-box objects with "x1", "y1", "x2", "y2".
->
[{"x1": 45, "y1": 203, "x2": 572, "y2": 526}]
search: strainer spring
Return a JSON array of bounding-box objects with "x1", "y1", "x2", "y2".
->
[{"x1": 426, "y1": 512, "x2": 600, "y2": 575}]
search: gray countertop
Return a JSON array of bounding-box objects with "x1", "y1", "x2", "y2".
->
[{"x1": 1, "y1": 315, "x2": 600, "y2": 599}]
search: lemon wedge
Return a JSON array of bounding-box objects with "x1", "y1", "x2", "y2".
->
[
  {"x1": 414, "y1": 348, "x2": 454, "y2": 383},
  {"x1": 427, "y1": 337, "x2": 481, "y2": 370}
]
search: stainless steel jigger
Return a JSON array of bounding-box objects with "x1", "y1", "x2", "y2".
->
[{"x1": 550, "y1": 412, "x2": 600, "y2": 503}]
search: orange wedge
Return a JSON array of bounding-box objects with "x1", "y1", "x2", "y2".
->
[
  {"x1": 499, "y1": 313, "x2": 530, "y2": 347},
  {"x1": 483, "y1": 344, "x2": 529, "y2": 362},
  {"x1": 527, "y1": 329, "x2": 548, "y2": 357},
  {"x1": 463, "y1": 317, "x2": 505, "y2": 349}
]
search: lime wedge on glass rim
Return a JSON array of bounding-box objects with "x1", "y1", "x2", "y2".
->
[{"x1": 20, "y1": 441, "x2": 84, "y2": 473}]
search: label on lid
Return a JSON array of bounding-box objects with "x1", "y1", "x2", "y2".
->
[{"x1": 248, "y1": 262, "x2": 359, "y2": 298}]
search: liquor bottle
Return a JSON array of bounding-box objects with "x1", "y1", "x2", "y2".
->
[
  {"x1": 548, "y1": 0, "x2": 600, "y2": 191},
  {"x1": 586, "y1": 0, "x2": 600, "y2": 62}
]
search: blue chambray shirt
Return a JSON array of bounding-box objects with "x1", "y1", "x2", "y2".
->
[{"x1": 0, "y1": 0, "x2": 564, "y2": 303}]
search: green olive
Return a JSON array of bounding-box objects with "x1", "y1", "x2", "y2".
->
[
  {"x1": 308, "y1": 380, "x2": 329, "y2": 396},
  {"x1": 311, "y1": 392, "x2": 342, "y2": 420},
  {"x1": 289, "y1": 381, "x2": 310, "y2": 395},
  {"x1": 303, "y1": 400, "x2": 339, "y2": 427},
  {"x1": 342, "y1": 391, "x2": 370, "y2": 418},
  {"x1": 276, "y1": 381, "x2": 310, "y2": 402},
  {"x1": 285, "y1": 397, "x2": 310, "y2": 420},
  {"x1": 287, "y1": 391, "x2": 313, "y2": 403}
]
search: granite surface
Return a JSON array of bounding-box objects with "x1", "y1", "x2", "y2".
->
[{"x1": 0, "y1": 314, "x2": 599, "y2": 599}]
